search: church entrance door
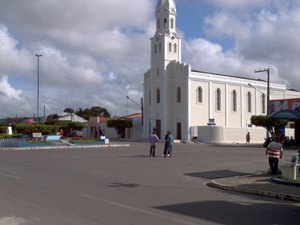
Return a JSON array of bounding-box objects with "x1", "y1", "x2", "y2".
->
[
  {"x1": 156, "y1": 120, "x2": 161, "y2": 139},
  {"x1": 177, "y1": 122, "x2": 182, "y2": 140}
]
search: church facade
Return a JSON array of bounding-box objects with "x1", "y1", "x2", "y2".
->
[{"x1": 143, "y1": 0, "x2": 300, "y2": 143}]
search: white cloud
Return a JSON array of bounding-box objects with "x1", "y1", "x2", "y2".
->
[
  {"x1": 0, "y1": 75, "x2": 23, "y2": 99},
  {"x1": 198, "y1": 1, "x2": 300, "y2": 88},
  {"x1": 0, "y1": 0, "x2": 153, "y2": 117},
  {"x1": 205, "y1": 0, "x2": 270, "y2": 9}
]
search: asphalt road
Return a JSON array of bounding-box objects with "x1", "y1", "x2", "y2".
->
[{"x1": 0, "y1": 142, "x2": 299, "y2": 225}]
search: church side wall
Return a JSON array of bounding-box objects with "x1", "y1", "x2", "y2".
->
[
  {"x1": 189, "y1": 81, "x2": 209, "y2": 126},
  {"x1": 195, "y1": 126, "x2": 295, "y2": 144}
]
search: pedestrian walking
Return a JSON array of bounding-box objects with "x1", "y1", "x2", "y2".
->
[
  {"x1": 246, "y1": 132, "x2": 250, "y2": 144},
  {"x1": 166, "y1": 131, "x2": 174, "y2": 157},
  {"x1": 149, "y1": 131, "x2": 159, "y2": 157},
  {"x1": 266, "y1": 135, "x2": 283, "y2": 175},
  {"x1": 162, "y1": 132, "x2": 169, "y2": 157}
]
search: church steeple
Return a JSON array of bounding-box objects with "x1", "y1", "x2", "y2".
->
[
  {"x1": 155, "y1": 0, "x2": 177, "y2": 35},
  {"x1": 151, "y1": 0, "x2": 181, "y2": 66}
]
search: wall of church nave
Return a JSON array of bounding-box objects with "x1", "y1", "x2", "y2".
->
[
  {"x1": 210, "y1": 83, "x2": 226, "y2": 126},
  {"x1": 193, "y1": 126, "x2": 267, "y2": 144},
  {"x1": 189, "y1": 81, "x2": 209, "y2": 125}
]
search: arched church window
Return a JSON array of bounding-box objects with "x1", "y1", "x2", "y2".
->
[
  {"x1": 247, "y1": 92, "x2": 252, "y2": 113},
  {"x1": 177, "y1": 87, "x2": 181, "y2": 103},
  {"x1": 154, "y1": 44, "x2": 157, "y2": 54},
  {"x1": 157, "y1": 19, "x2": 160, "y2": 29},
  {"x1": 169, "y1": 42, "x2": 172, "y2": 52},
  {"x1": 159, "y1": 43, "x2": 162, "y2": 52},
  {"x1": 232, "y1": 90, "x2": 237, "y2": 112},
  {"x1": 171, "y1": 18, "x2": 174, "y2": 29},
  {"x1": 216, "y1": 88, "x2": 221, "y2": 111},
  {"x1": 262, "y1": 93, "x2": 266, "y2": 114},
  {"x1": 197, "y1": 87, "x2": 203, "y2": 103},
  {"x1": 156, "y1": 88, "x2": 160, "y2": 104},
  {"x1": 174, "y1": 43, "x2": 177, "y2": 53},
  {"x1": 164, "y1": 18, "x2": 168, "y2": 29}
]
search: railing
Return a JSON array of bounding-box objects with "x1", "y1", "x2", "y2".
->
[{"x1": 0, "y1": 138, "x2": 22, "y2": 147}]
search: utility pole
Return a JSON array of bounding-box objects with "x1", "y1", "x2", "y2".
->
[
  {"x1": 36, "y1": 54, "x2": 42, "y2": 123},
  {"x1": 255, "y1": 68, "x2": 270, "y2": 114},
  {"x1": 255, "y1": 68, "x2": 270, "y2": 138}
]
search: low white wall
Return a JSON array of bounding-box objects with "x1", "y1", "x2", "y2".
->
[{"x1": 194, "y1": 126, "x2": 295, "y2": 144}]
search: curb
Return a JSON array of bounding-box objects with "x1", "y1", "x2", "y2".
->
[
  {"x1": 0, "y1": 143, "x2": 131, "y2": 151},
  {"x1": 207, "y1": 178, "x2": 300, "y2": 203}
]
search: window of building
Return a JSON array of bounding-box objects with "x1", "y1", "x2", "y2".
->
[
  {"x1": 164, "y1": 18, "x2": 168, "y2": 29},
  {"x1": 232, "y1": 90, "x2": 237, "y2": 112},
  {"x1": 159, "y1": 43, "x2": 162, "y2": 52},
  {"x1": 197, "y1": 87, "x2": 203, "y2": 103},
  {"x1": 156, "y1": 88, "x2": 160, "y2": 103},
  {"x1": 174, "y1": 43, "x2": 177, "y2": 53},
  {"x1": 169, "y1": 42, "x2": 172, "y2": 52},
  {"x1": 177, "y1": 87, "x2": 181, "y2": 103},
  {"x1": 171, "y1": 18, "x2": 174, "y2": 29},
  {"x1": 262, "y1": 93, "x2": 266, "y2": 114},
  {"x1": 216, "y1": 88, "x2": 221, "y2": 111},
  {"x1": 154, "y1": 44, "x2": 157, "y2": 54},
  {"x1": 247, "y1": 92, "x2": 252, "y2": 113},
  {"x1": 157, "y1": 19, "x2": 160, "y2": 29}
]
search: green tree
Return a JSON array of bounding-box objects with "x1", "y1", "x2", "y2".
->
[
  {"x1": 251, "y1": 115, "x2": 288, "y2": 136},
  {"x1": 64, "y1": 108, "x2": 74, "y2": 114},
  {"x1": 76, "y1": 106, "x2": 111, "y2": 120},
  {"x1": 107, "y1": 119, "x2": 132, "y2": 138}
]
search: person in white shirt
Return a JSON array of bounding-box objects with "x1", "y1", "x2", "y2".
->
[{"x1": 149, "y1": 132, "x2": 159, "y2": 157}]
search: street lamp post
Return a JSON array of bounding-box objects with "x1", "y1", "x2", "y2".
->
[
  {"x1": 36, "y1": 54, "x2": 42, "y2": 123},
  {"x1": 255, "y1": 68, "x2": 270, "y2": 137},
  {"x1": 255, "y1": 68, "x2": 270, "y2": 115}
]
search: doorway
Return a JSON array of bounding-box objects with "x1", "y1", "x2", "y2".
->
[{"x1": 176, "y1": 122, "x2": 182, "y2": 140}]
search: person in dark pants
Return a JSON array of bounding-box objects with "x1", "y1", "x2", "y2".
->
[
  {"x1": 149, "y1": 132, "x2": 159, "y2": 157},
  {"x1": 162, "y1": 132, "x2": 169, "y2": 157},
  {"x1": 246, "y1": 132, "x2": 250, "y2": 144},
  {"x1": 266, "y1": 135, "x2": 283, "y2": 175}
]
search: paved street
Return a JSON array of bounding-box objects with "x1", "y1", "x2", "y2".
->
[{"x1": 0, "y1": 142, "x2": 299, "y2": 225}]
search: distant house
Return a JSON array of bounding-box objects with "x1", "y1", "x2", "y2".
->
[
  {"x1": 88, "y1": 113, "x2": 143, "y2": 140},
  {"x1": 123, "y1": 113, "x2": 143, "y2": 140},
  {"x1": 88, "y1": 117, "x2": 118, "y2": 139},
  {"x1": 4, "y1": 117, "x2": 34, "y2": 125},
  {"x1": 58, "y1": 113, "x2": 88, "y2": 123}
]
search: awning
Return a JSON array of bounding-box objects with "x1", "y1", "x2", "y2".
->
[{"x1": 271, "y1": 110, "x2": 300, "y2": 120}]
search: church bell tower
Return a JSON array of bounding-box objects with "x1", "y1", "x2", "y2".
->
[{"x1": 145, "y1": 0, "x2": 182, "y2": 139}]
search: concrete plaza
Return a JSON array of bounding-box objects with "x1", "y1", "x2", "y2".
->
[{"x1": 0, "y1": 142, "x2": 299, "y2": 225}]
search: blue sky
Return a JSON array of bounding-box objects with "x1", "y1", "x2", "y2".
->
[{"x1": 0, "y1": 0, "x2": 299, "y2": 118}]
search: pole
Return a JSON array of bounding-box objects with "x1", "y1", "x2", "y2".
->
[
  {"x1": 36, "y1": 54, "x2": 42, "y2": 123},
  {"x1": 255, "y1": 68, "x2": 270, "y2": 138}
]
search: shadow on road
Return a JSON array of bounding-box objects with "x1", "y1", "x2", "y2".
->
[
  {"x1": 184, "y1": 170, "x2": 250, "y2": 179},
  {"x1": 155, "y1": 200, "x2": 300, "y2": 225}
]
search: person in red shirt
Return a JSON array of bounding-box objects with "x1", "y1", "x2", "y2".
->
[{"x1": 266, "y1": 135, "x2": 283, "y2": 175}]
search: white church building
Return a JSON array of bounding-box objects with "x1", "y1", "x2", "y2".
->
[{"x1": 143, "y1": 0, "x2": 300, "y2": 143}]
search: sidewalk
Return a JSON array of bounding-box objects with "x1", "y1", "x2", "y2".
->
[{"x1": 208, "y1": 173, "x2": 300, "y2": 202}]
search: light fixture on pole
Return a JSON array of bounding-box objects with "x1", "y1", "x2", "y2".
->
[
  {"x1": 36, "y1": 54, "x2": 42, "y2": 123},
  {"x1": 126, "y1": 95, "x2": 143, "y2": 126}
]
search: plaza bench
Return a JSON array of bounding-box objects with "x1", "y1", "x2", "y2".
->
[
  {"x1": 280, "y1": 154, "x2": 300, "y2": 181},
  {"x1": 32, "y1": 132, "x2": 43, "y2": 141},
  {"x1": 45, "y1": 135, "x2": 61, "y2": 141}
]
